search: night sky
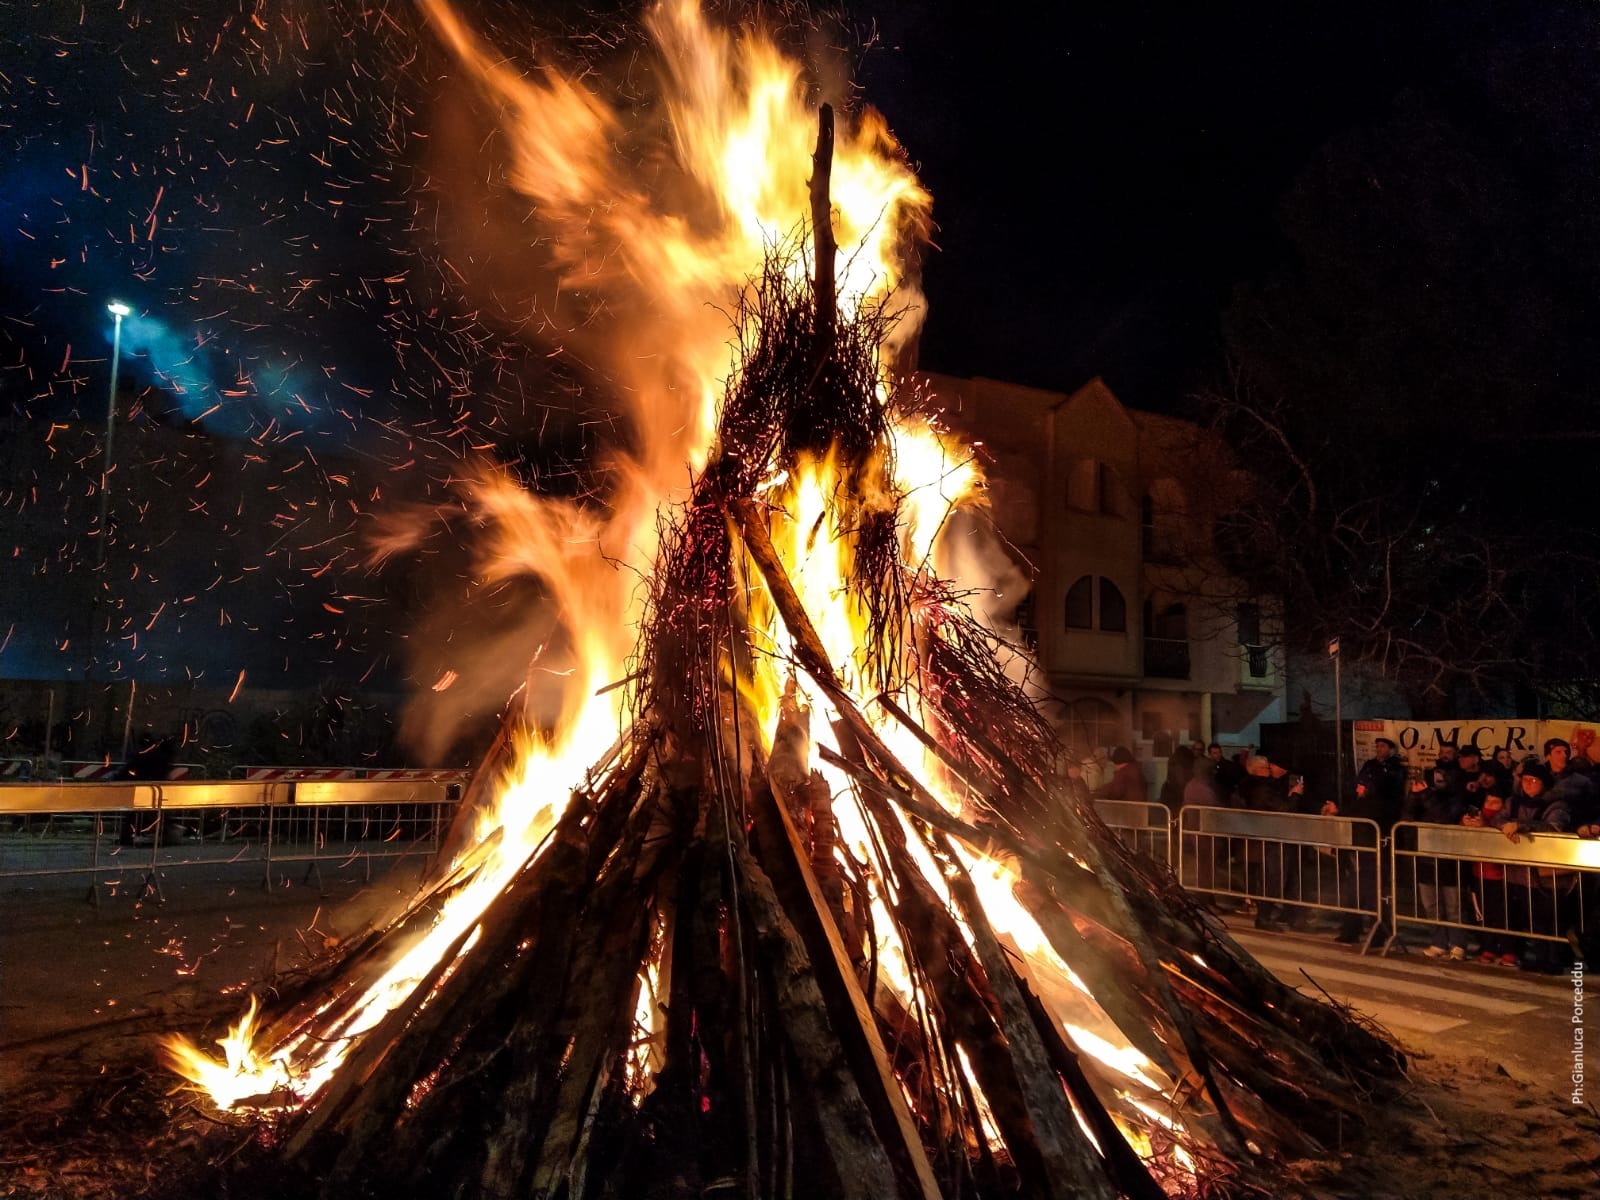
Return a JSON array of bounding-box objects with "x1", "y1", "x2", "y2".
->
[
  {"x1": 1, "y1": 0, "x2": 1595, "y2": 696},
  {"x1": 858, "y1": 0, "x2": 1594, "y2": 408}
]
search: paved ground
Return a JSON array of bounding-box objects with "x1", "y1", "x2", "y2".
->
[
  {"x1": 1, "y1": 845, "x2": 1595, "y2": 1200},
  {"x1": 1223, "y1": 921, "x2": 1584, "y2": 1088},
  {"x1": 1, "y1": 847, "x2": 428, "y2": 1054},
  {"x1": 2, "y1": 838, "x2": 1582, "y2": 1084}
]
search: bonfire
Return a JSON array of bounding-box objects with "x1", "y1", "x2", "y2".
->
[{"x1": 167, "y1": 4, "x2": 1403, "y2": 1197}]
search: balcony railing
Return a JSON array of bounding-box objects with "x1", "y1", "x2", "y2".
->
[
  {"x1": 1142, "y1": 637, "x2": 1191, "y2": 680},
  {"x1": 1239, "y1": 642, "x2": 1279, "y2": 689},
  {"x1": 1245, "y1": 644, "x2": 1270, "y2": 678}
]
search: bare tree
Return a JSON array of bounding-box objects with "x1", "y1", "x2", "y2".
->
[{"x1": 1186, "y1": 368, "x2": 1600, "y2": 717}]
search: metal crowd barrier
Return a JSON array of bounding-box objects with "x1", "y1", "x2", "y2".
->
[
  {"x1": 0, "y1": 779, "x2": 462, "y2": 905},
  {"x1": 1388, "y1": 821, "x2": 1600, "y2": 959},
  {"x1": 1093, "y1": 800, "x2": 1173, "y2": 865},
  {"x1": 1177, "y1": 806, "x2": 1385, "y2": 941}
]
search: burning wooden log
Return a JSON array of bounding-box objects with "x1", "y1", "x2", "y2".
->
[{"x1": 163, "y1": 101, "x2": 1404, "y2": 1200}]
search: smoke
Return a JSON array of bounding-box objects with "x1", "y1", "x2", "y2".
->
[
  {"x1": 108, "y1": 314, "x2": 216, "y2": 424},
  {"x1": 397, "y1": 582, "x2": 566, "y2": 765},
  {"x1": 107, "y1": 313, "x2": 330, "y2": 436},
  {"x1": 937, "y1": 506, "x2": 1037, "y2": 691}
]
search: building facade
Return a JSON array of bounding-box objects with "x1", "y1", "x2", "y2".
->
[{"x1": 922, "y1": 373, "x2": 1287, "y2": 771}]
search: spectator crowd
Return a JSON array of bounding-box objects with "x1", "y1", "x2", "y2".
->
[{"x1": 1070, "y1": 735, "x2": 1599, "y2": 974}]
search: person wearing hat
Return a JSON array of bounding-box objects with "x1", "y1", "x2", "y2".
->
[
  {"x1": 1092, "y1": 746, "x2": 1149, "y2": 805},
  {"x1": 1448, "y1": 744, "x2": 1496, "y2": 812},
  {"x1": 1501, "y1": 760, "x2": 1572, "y2": 834},
  {"x1": 1499, "y1": 760, "x2": 1580, "y2": 971},
  {"x1": 1543, "y1": 738, "x2": 1598, "y2": 834},
  {"x1": 1321, "y1": 735, "x2": 1405, "y2": 944}
]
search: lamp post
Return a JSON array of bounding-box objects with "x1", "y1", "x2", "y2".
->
[
  {"x1": 97, "y1": 302, "x2": 130, "y2": 568},
  {"x1": 87, "y1": 302, "x2": 130, "y2": 685},
  {"x1": 1329, "y1": 636, "x2": 1343, "y2": 802}
]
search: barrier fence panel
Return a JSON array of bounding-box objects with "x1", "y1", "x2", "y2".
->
[
  {"x1": 1389, "y1": 821, "x2": 1600, "y2": 961},
  {"x1": 0, "y1": 782, "x2": 288, "y2": 903},
  {"x1": 0, "y1": 779, "x2": 458, "y2": 903},
  {"x1": 1092, "y1": 800, "x2": 1173, "y2": 865},
  {"x1": 288, "y1": 780, "x2": 461, "y2": 886},
  {"x1": 1178, "y1": 806, "x2": 1385, "y2": 937}
]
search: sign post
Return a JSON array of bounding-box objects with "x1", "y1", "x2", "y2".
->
[{"x1": 1329, "y1": 637, "x2": 1343, "y2": 802}]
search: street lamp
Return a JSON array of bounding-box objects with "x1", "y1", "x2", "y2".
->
[
  {"x1": 88, "y1": 301, "x2": 131, "y2": 678},
  {"x1": 97, "y1": 300, "x2": 129, "y2": 563}
]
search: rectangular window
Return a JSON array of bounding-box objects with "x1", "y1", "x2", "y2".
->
[
  {"x1": 1237, "y1": 602, "x2": 1261, "y2": 647},
  {"x1": 1099, "y1": 579, "x2": 1127, "y2": 632},
  {"x1": 1066, "y1": 576, "x2": 1094, "y2": 629}
]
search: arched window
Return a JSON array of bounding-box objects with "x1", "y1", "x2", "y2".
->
[
  {"x1": 1065, "y1": 575, "x2": 1127, "y2": 632},
  {"x1": 1065, "y1": 575, "x2": 1094, "y2": 629},
  {"x1": 1099, "y1": 579, "x2": 1127, "y2": 632}
]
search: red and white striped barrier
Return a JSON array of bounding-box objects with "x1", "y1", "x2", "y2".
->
[
  {"x1": 70, "y1": 762, "x2": 121, "y2": 781},
  {"x1": 66, "y1": 761, "x2": 192, "y2": 781},
  {"x1": 241, "y1": 767, "x2": 362, "y2": 782},
  {"x1": 364, "y1": 768, "x2": 470, "y2": 782},
  {"x1": 1, "y1": 760, "x2": 31, "y2": 778}
]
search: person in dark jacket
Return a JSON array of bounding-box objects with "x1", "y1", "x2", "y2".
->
[
  {"x1": 1448, "y1": 744, "x2": 1487, "y2": 808},
  {"x1": 113, "y1": 733, "x2": 179, "y2": 845},
  {"x1": 1401, "y1": 765, "x2": 1469, "y2": 957},
  {"x1": 1208, "y1": 743, "x2": 1244, "y2": 806},
  {"x1": 1093, "y1": 746, "x2": 1148, "y2": 804},
  {"x1": 1543, "y1": 738, "x2": 1598, "y2": 833},
  {"x1": 1503, "y1": 761, "x2": 1576, "y2": 837},
  {"x1": 1322, "y1": 736, "x2": 1405, "y2": 943},
  {"x1": 1471, "y1": 746, "x2": 1513, "y2": 801},
  {"x1": 1333, "y1": 736, "x2": 1407, "y2": 828},
  {"x1": 1159, "y1": 745, "x2": 1196, "y2": 812},
  {"x1": 1500, "y1": 762, "x2": 1578, "y2": 971}
]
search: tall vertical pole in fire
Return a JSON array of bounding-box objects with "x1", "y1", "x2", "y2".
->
[{"x1": 1330, "y1": 636, "x2": 1343, "y2": 801}]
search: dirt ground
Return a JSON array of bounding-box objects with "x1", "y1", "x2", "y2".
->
[
  {"x1": 3, "y1": 1021, "x2": 1595, "y2": 1199},
  {"x1": 2, "y1": 866, "x2": 1597, "y2": 1199}
]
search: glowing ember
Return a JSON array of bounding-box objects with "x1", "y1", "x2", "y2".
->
[
  {"x1": 165, "y1": 0, "x2": 943, "y2": 1110},
  {"x1": 153, "y1": 9, "x2": 1400, "y2": 1199}
]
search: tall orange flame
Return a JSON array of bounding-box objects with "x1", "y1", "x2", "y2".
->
[{"x1": 167, "y1": 9, "x2": 1185, "y2": 1183}]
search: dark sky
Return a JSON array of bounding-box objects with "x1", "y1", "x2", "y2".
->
[
  {"x1": 1, "y1": 0, "x2": 1593, "y2": 692},
  {"x1": 856, "y1": 0, "x2": 1455, "y2": 404},
  {"x1": 2, "y1": 1, "x2": 1582, "y2": 418}
]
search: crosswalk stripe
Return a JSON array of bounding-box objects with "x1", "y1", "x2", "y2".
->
[
  {"x1": 1245, "y1": 953, "x2": 1537, "y2": 1015},
  {"x1": 1309, "y1": 994, "x2": 1468, "y2": 1036},
  {"x1": 1227, "y1": 930, "x2": 1565, "y2": 998}
]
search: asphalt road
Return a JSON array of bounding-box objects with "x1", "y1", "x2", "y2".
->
[
  {"x1": 0, "y1": 849, "x2": 428, "y2": 1053},
  {"x1": 1226, "y1": 924, "x2": 1585, "y2": 1090},
  {"x1": 1, "y1": 836, "x2": 1586, "y2": 1108}
]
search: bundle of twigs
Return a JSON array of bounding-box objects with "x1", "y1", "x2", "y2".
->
[{"x1": 210, "y1": 108, "x2": 1403, "y2": 1200}]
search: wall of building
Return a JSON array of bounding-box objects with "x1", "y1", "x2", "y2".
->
[{"x1": 922, "y1": 370, "x2": 1289, "y2": 773}]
